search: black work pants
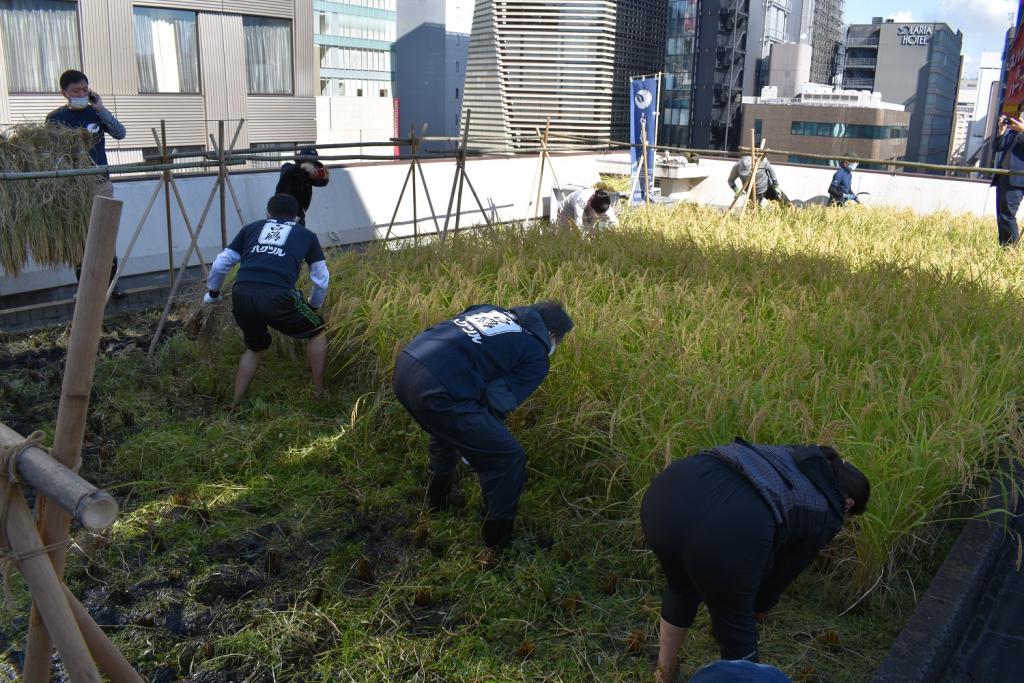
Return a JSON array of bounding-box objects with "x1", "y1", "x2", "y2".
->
[
  {"x1": 392, "y1": 352, "x2": 526, "y2": 521},
  {"x1": 640, "y1": 454, "x2": 777, "y2": 661},
  {"x1": 996, "y1": 175, "x2": 1023, "y2": 246}
]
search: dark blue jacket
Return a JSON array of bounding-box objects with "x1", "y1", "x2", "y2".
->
[
  {"x1": 46, "y1": 106, "x2": 126, "y2": 168},
  {"x1": 401, "y1": 304, "x2": 552, "y2": 415},
  {"x1": 830, "y1": 167, "x2": 853, "y2": 194},
  {"x1": 707, "y1": 440, "x2": 846, "y2": 612},
  {"x1": 992, "y1": 131, "x2": 1024, "y2": 188}
]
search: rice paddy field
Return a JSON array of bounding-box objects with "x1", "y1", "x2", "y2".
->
[{"x1": 1, "y1": 202, "x2": 1021, "y2": 681}]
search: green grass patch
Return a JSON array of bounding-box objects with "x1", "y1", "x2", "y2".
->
[{"x1": 1, "y1": 203, "x2": 1019, "y2": 681}]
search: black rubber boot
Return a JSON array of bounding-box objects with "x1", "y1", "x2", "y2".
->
[
  {"x1": 481, "y1": 518, "x2": 515, "y2": 550},
  {"x1": 426, "y1": 472, "x2": 455, "y2": 511}
]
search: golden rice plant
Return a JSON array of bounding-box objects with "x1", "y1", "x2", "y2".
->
[{"x1": 0, "y1": 123, "x2": 96, "y2": 275}]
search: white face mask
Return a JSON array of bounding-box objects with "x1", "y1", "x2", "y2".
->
[
  {"x1": 68, "y1": 97, "x2": 90, "y2": 110},
  {"x1": 548, "y1": 342, "x2": 557, "y2": 357}
]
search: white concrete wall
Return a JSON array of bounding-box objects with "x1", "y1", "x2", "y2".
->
[
  {"x1": 597, "y1": 154, "x2": 1001, "y2": 217},
  {"x1": 1, "y1": 153, "x2": 602, "y2": 296}
]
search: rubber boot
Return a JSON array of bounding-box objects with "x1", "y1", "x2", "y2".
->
[
  {"x1": 426, "y1": 472, "x2": 455, "y2": 511},
  {"x1": 481, "y1": 518, "x2": 515, "y2": 550}
]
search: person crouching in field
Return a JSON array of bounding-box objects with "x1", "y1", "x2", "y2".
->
[
  {"x1": 203, "y1": 194, "x2": 330, "y2": 405},
  {"x1": 392, "y1": 302, "x2": 573, "y2": 550},
  {"x1": 556, "y1": 188, "x2": 619, "y2": 230},
  {"x1": 641, "y1": 440, "x2": 870, "y2": 682}
]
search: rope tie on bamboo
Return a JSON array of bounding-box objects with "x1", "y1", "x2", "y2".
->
[{"x1": 0, "y1": 431, "x2": 69, "y2": 606}]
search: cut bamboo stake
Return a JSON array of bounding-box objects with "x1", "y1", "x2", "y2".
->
[
  {"x1": 23, "y1": 195, "x2": 122, "y2": 683},
  {"x1": 0, "y1": 484, "x2": 100, "y2": 682},
  {"x1": 0, "y1": 424, "x2": 118, "y2": 530}
]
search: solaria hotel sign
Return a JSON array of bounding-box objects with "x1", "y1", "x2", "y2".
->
[{"x1": 897, "y1": 25, "x2": 932, "y2": 46}]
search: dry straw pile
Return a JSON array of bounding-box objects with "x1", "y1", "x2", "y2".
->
[{"x1": 0, "y1": 123, "x2": 96, "y2": 275}]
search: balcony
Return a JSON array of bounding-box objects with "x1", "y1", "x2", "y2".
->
[
  {"x1": 843, "y1": 77, "x2": 875, "y2": 89},
  {"x1": 844, "y1": 58, "x2": 877, "y2": 68},
  {"x1": 847, "y1": 36, "x2": 880, "y2": 48}
]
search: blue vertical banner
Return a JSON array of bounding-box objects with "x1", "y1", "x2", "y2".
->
[{"x1": 630, "y1": 75, "x2": 660, "y2": 203}]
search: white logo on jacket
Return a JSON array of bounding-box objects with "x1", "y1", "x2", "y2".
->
[
  {"x1": 258, "y1": 220, "x2": 295, "y2": 247},
  {"x1": 452, "y1": 309, "x2": 522, "y2": 344}
]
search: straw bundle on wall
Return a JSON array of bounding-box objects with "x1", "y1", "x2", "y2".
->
[{"x1": 0, "y1": 124, "x2": 96, "y2": 276}]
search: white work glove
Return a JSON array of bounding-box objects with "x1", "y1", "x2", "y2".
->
[{"x1": 203, "y1": 290, "x2": 221, "y2": 305}]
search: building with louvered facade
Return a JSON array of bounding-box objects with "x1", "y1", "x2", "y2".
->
[{"x1": 461, "y1": 0, "x2": 666, "y2": 152}]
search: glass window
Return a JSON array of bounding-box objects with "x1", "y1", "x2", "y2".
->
[
  {"x1": 133, "y1": 7, "x2": 199, "y2": 94},
  {"x1": 0, "y1": 0, "x2": 81, "y2": 93},
  {"x1": 243, "y1": 16, "x2": 293, "y2": 95}
]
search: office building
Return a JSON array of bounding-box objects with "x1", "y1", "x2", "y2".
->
[
  {"x1": 741, "y1": 83, "x2": 909, "y2": 169},
  {"x1": 963, "y1": 52, "x2": 1003, "y2": 162},
  {"x1": 0, "y1": 0, "x2": 316, "y2": 161},
  {"x1": 805, "y1": 0, "x2": 843, "y2": 86},
  {"x1": 949, "y1": 77, "x2": 977, "y2": 164},
  {"x1": 395, "y1": 0, "x2": 472, "y2": 145},
  {"x1": 663, "y1": 0, "x2": 747, "y2": 150},
  {"x1": 744, "y1": 0, "x2": 845, "y2": 96},
  {"x1": 315, "y1": 0, "x2": 396, "y2": 98},
  {"x1": 842, "y1": 18, "x2": 962, "y2": 167},
  {"x1": 461, "y1": 0, "x2": 667, "y2": 152},
  {"x1": 313, "y1": 0, "x2": 397, "y2": 154}
]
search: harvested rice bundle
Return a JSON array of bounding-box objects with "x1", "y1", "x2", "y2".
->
[{"x1": 0, "y1": 123, "x2": 95, "y2": 275}]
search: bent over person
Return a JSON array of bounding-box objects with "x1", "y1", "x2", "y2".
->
[
  {"x1": 393, "y1": 302, "x2": 573, "y2": 550},
  {"x1": 556, "y1": 188, "x2": 618, "y2": 230},
  {"x1": 641, "y1": 439, "x2": 870, "y2": 681},
  {"x1": 204, "y1": 194, "x2": 330, "y2": 405},
  {"x1": 275, "y1": 147, "x2": 330, "y2": 223},
  {"x1": 727, "y1": 156, "x2": 788, "y2": 206}
]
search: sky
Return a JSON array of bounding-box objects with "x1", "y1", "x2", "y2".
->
[{"x1": 845, "y1": 0, "x2": 1019, "y2": 77}]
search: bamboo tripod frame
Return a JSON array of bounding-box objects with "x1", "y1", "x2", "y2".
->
[
  {"x1": 147, "y1": 119, "x2": 247, "y2": 356},
  {"x1": 9, "y1": 196, "x2": 144, "y2": 682},
  {"x1": 524, "y1": 118, "x2": 561, "y2": 227},
  {"x1": 725, "y1": 128, "x2": 768, "y2": 215},
  {"x1": 384, "y1": 123, "x2": 443, "y2": 243}
]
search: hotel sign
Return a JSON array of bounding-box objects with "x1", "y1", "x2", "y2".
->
[{"x1": 897, "y1": 25, "x2": 932, "y2": 46}]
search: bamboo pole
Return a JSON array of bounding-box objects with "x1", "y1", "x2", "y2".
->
[
  {"x1": 413, "y1": 149, "x2": 443, "y2": 238},
  {"x1": 529, "y1": 119, "x2": 552, "y2": 224},
  {"x1": 151, "y1": 128, "x2": 209, "y2": 280},
  {"x1": 410, "y1": 125, "x2": 419, "y2": 244},
  {"x1": 147, "y1": 174, "x2": 223, "y2": 356},
  {"x1": 161, "y1": 121, "x2": 173, "y2": 286},
  {"x1": 442, "y1": 112, "x2": 473, "y2": 239},
  {"x1": 106, "y1": 179, "x2": 163, "y2": 301},
  {"x1": 218, "y1": 121, "x2": 227, "y2": 249},
  {"x1": 63, "y1": 586, "x2": 143, "y2": 682},
  {"x1": 748, "y1": 128, "x2": 759, "y2": 211},
  {"x1": 1, "y1": 485, "x2": 100, "y2": 682},
  {"x1": 384, "y1": 128, "x2": 418, "y2": 241},
  {"x1": 23, "y1": 195, "x2": 122, "y2": 683},
  {"x1": 0, "y1": 159, "x2": 240, "y2": 181},
  {"x1": 0, "y1": 424, "x2": 118, "y2": 530}
]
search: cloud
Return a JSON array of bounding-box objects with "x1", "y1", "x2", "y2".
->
[
  {"x1": 888, "y1": 11, "x2": 915, "y2": 22},
  {"x1": 937, "y1": 0, "x2": 1017, "y2": 36}
]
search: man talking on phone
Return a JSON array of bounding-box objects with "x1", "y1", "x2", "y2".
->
[
  {"x1": 46, "y1": 69, "x2": 128, "y2": 297},
  {"x1": 992, "y1": 110, "x2": 1024, "y2": 246}
]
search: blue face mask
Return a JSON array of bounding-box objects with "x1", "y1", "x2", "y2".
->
[{"x1": 68, "y1": 96, "x2": 90, "y2": 110}]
